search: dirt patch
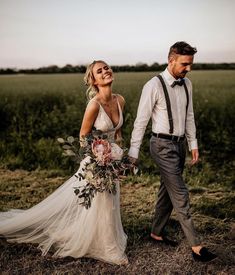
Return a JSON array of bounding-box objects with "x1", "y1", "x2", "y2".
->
[{"x1": 0, "y1": 169, "x2": 234, "y2": 274}]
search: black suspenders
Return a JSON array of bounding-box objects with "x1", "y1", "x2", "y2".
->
[
  {"x1": 183, "y1": 81, "x2": 189, "y2": 117},
  {"x1": 157, "y1": 75, "x2": 189, "y2": 135},
  {"x1": 157, "y1": 75, "x2": 174, "y2": 134}
]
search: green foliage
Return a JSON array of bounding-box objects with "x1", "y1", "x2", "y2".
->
[
  {"x1": 191, "y1": 71, "x2": 235, "y2": 163},
  {"x1": 0, "y1": 71, "x2": 234, "y2": 178}
]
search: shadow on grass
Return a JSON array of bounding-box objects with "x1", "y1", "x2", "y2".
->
[
  {"x1": 123, "y1": 213, "x2": 182, "y2": 246},
  {"x1": 193, "y1": 195, "x2": 235, "y2": 219}
]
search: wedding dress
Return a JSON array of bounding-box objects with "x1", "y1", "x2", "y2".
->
[{"x1": 0, "y1": 98, "x2": 128, "y2": 265}]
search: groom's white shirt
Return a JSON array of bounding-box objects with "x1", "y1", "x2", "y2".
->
[{"x1": 128, "y1": 68, "x2": 198, "y2": 159}]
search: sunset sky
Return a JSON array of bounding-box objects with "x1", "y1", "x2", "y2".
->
[{"x1": 1, "y1": 0, "x2": 234, "y2": 68}]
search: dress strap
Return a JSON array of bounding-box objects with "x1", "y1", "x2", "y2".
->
[{"x1": 113, "y1": 94, "x2": 122, "y2": 112}]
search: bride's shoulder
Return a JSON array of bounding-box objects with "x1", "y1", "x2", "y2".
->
[{"x1": 115, "y1": 94, "x2": 125, "y2": 110}]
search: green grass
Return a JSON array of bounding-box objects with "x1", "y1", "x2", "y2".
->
[{"x1": 0, "y1": 71, "x2": 234, "y2": 176}]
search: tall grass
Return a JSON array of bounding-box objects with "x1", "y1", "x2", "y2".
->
[{"x1": 0, "y1": 71, "x2": 234, "y2": 174}]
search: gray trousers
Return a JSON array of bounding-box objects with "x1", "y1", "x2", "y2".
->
[{"x1": 150, "y1": 136, "x2": 200, "y2": 247}]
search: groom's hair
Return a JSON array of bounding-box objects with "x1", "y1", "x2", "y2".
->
[{"x1": 168, "y1": 41, "x2": 197, "y2": 59}]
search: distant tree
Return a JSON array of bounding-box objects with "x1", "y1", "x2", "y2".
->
[
  {"x1": 135, "y1": 62, "x2": 149, "y2": 71},
  {"x1": 47, "y1": 65, "x2": 60, "y2": 73},
  {"x1": 74, "y1": 65, "x2": 86, "y2": 73},
  {"x1": 1, "y1": 63, "x2": 235, "y2": 74},
  {"x1": 0, "y1": 68, "x2": 18, "y2": 74},
  {"x1": 61, "y1": 64, "x2": 74, "y2": 73}
]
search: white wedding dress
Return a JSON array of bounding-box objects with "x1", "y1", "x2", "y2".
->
[{"x1": 0, "y1": 99, "x2": 128, "y2": 265}]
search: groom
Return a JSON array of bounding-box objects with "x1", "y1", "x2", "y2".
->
[{"x1": 128, "y1": 41, "x2": 217, "y2": 262}]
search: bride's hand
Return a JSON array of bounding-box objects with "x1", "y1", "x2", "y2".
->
[{"x1": 115, "y1": 137, "x2": 123, "y2": 148}]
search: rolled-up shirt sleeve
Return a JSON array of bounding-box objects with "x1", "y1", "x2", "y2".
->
[
  {"x1": 185, "y1": 80, "x2": 198, "y2": 151},
  {"x1": 128, "y1": 79, "x2": 158, "y2": 159}
]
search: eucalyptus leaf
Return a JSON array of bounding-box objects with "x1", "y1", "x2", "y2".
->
[
  {"x1": 57, "y1": 138, "x2": 65, "y2": 143},
  {"x1": 74, "y1": 189, "x2": 80, "y2": 195},
  {"x1": 64, "y1": 149, "x2": 76, "y2": 156},
  {"x1": 67, "y1": 136, "x2": 75, "y2": 143}
]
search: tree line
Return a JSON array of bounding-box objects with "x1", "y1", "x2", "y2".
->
[{"x1": 0, "y1": 62, "x2": 235, "y2": 74}]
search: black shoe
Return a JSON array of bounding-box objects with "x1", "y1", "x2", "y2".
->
[
  {"x1": 150, "y1": 235, "x2": 178, "y2": 247},
  {"x1": 192, "y1": 247, "x2": 217, "y2": 262}
]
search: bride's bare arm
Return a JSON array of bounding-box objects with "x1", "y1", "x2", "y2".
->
[{"x1": 79, "y1": 101, "x2": 99, "y2": 138}]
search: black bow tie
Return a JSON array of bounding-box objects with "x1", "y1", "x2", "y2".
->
[{"x1": 171, "y1": 79, "x2": 184, "y2": 88}]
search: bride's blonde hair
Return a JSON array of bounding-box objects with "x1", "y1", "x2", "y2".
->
[{"x1": 84, "y1": 60, "x2": 108, "y2": 100}]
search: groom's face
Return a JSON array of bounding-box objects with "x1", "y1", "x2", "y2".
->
[{"x1": 169, "y1": 54, "x2": 194, "y2": 79}]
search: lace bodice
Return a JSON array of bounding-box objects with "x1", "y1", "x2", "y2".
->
[{"x1": 91, "y1": 96, "x2": 123, "y2": 140}]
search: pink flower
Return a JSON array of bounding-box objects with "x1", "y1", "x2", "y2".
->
[{"x1": 92, "y1": 139, "x2": 111, "y2": 165}]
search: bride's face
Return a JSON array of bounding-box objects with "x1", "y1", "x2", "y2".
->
[{"x1": 92, "y1": 62, "x2": 114, "y2": 87}]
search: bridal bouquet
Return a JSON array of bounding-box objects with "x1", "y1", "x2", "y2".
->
[{"x1": 58, "y1": 131, "x2": 138, "y2": 209}]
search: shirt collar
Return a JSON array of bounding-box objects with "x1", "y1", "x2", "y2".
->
[{"x1": 162, "y1": 68, "x2": 178, "y2": 87}]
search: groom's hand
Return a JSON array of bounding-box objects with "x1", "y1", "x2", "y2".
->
[
  {"x1": 191, "y1": 149, "x2": 199, "y2": 166},
  {"x1": 128, "y1": 156, "x2": 138, "y2": 165}
]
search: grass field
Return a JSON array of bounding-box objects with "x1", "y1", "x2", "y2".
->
[
  {"x1": 0, "y1": 71, "x2": 234, "y2": 274},
  {"x1": 0, "y1": 70, "x2": 234, "y2": 172},
  {"x1": 0, "y1": 71, "x2": 234, "y2": 191}
]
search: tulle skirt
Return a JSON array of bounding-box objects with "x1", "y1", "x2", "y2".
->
[{"x1": 0, "y1": 157, "x2": 127, "y2": 265}]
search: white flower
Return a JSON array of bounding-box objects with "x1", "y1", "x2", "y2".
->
[{"x1": 110, "y1": 143, "x2": 123, "y2": 161}]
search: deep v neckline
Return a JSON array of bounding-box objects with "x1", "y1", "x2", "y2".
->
[{"x1": 98, "y1": 96, "x2": 122, "y2": 129}]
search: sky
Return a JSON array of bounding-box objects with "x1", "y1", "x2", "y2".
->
[{"x1": 0, "y1": 0, "x2": 235, "y2": 68}]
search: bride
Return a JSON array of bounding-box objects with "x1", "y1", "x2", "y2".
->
[{"x1": 0, "y1": 60, "x2": 128, "y2": 265}]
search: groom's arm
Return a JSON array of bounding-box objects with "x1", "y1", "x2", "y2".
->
[
  {"x1": 184, "y1": 79, "x2": 199, "y2": 166},
  {"x1": 184, "y1": 78, "x2": 198, "y2": 151},
  {"x1": 128, "y1": 77, "x2": 158, "y2": 159}
]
